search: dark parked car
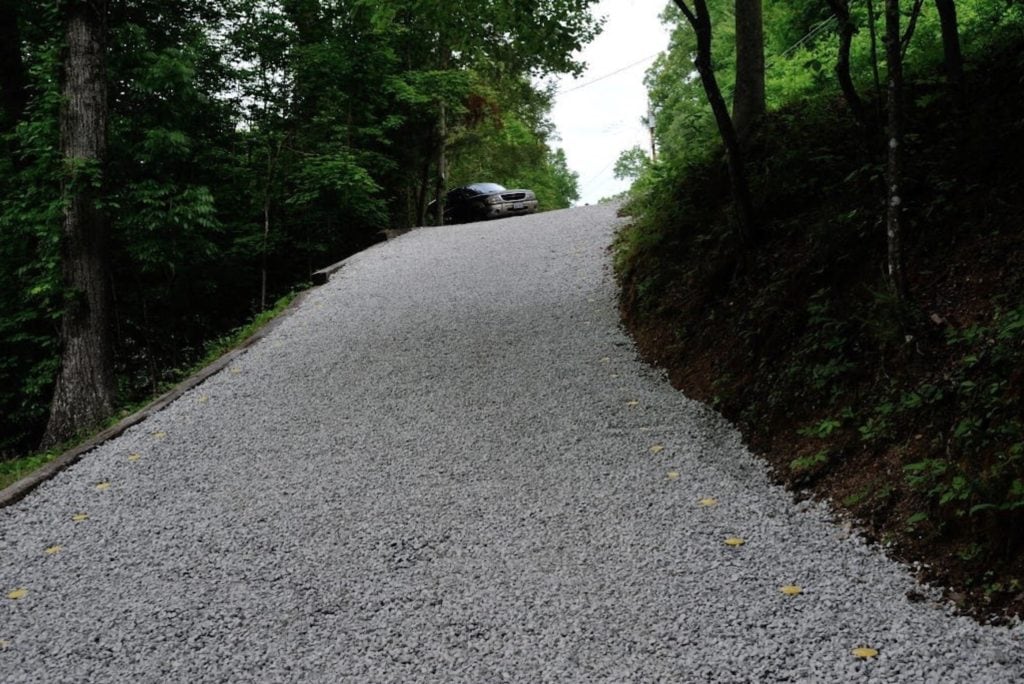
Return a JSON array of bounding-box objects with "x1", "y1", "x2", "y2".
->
[{"x1": 432, "y1": 182, "x2": 538, "y2": 224}]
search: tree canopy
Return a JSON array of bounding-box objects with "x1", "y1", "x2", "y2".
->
[{"x1": 0, "y1": 0, "x2": 599, "y2": 455}]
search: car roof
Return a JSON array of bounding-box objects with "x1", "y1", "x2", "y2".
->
[{"x1": 465, "y1": 182, "x2": 506, "y2": 193}]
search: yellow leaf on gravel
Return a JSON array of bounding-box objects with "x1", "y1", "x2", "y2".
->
[
  {"x1": 626, "y1": 400, "x2": 640, "y2": 407},
  {"x1": 780, "y1": 585, "x2": 802, "y2": 596},
  {"x1": 72, "y1": 513, "x2": 88, "y2": 523},
  {"x1": 724, "y1": 537, "x2": 745, "y2": 547},
  {"x1": 152, "y1": 431, "x2": 166, "y2": 440},
  {"x1": 649, "y1": 444, "x2": 665, "y2": 454},
  {"x1": 230, "y1": 367, "x2": 241, "y2": 374},
  {"x1": 45, "y1": 546, "x2": 62, "y2": 555},
  {"x1": 698, "y1": 497, "x2": 718, "y2": 507},
  {"x1": 95, "y1": 482, "x2": 110, "y2": 492},
  {"x1": 599, "y1": 357, "x2": 610, "y2": 364},
  {"x1": 6, "y1": 588, "x2": 27, "y2": 600},
  {"x1": 0, "y1": 639, "x2": 9, "y2": 649},
  {"x1": 127, "y1": 453, "x2": 141, "y2": 462},
  {"x1": 666, "y1": 471, "x2": 680, "y2": 480},
  {"x1": 852, "y1": 647, "x2": 879, "y2": 659},
  {"x1": 197, "y1": 395, "x2": 209, "y2": 403}
]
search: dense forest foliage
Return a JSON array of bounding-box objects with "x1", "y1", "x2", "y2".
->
[
  {"x1": 617, "y1": 0, "x2": 1024, "y2": 618},
  {"x1": 0, "y1": 0, "x2": 598, "y2": 458}
]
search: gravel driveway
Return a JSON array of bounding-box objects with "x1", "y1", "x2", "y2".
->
[{"x1": 2, "y1": 203, "x2": 1022, "y2": 682}]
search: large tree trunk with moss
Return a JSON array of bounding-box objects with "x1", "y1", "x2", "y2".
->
[
  {"x1": 0, "y1": 0, "x2": 27, "y2": 129},
  {"x1": 42, "y1": 0, "x2": 116, "y2": 449},
  {"x1": 732, "y1": 0, "x2": 765, "y2": 139},
  {"x1": 673, "y1": 0, "x2": 755, "y2": 244},
  {"x1": 884, "y1": 0, "x2": 907, "y2": 301}
]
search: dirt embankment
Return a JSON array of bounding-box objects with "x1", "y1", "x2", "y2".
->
[{"x1": 616, "y1": 54, "x2": 1024, "y2": 622}]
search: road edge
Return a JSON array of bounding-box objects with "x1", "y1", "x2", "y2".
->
[{"x1": 0, "y1": 266, "x2": 349, "y2": 508}]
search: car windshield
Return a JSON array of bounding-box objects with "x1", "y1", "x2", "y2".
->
[{"x1": 466, "y1": 182, "x2": 506, "y2": 194}]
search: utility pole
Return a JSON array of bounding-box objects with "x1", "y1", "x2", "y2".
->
[{"x1": 646, "y1": 100, "x2": 658, "y2": 162}]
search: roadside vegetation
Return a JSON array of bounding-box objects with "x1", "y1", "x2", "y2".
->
[
  {"x1": 0, "y1": 291, "x2": 298, "y2": 492},
  {"x1": 616, "y1": 0, "x2": 1024, "y2": 621},
  {"x1": 0, "y1": 0, "x2": 598, "y2": 462}
]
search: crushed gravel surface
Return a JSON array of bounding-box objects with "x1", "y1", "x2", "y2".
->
[{"x1": 2, "y1": 203, "x2": 1022, "y2": 682}]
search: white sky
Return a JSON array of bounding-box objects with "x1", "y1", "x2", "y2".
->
[{"x1": 549, "y1": 0, "x2": 671, "y2": 205}]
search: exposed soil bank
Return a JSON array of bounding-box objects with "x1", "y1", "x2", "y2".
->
[{"x1": 616, "y1": 46, "x2": 1024, "y2": 623}]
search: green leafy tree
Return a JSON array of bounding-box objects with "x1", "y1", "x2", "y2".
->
[{"x1": 614, "y1": 146, "x2": 652, "y2": 181}]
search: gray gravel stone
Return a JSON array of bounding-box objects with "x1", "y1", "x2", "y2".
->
[{"x1": 1, "y1": 203, "x2": 1022, "y2": 682}]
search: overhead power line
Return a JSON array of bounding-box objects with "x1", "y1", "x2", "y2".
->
[
  {"x1": 556, "y1": 52, "x2": 662, "y2": 96},
  {"x1": 560, "y1": 8, "x2": 839, "y2": 97}
]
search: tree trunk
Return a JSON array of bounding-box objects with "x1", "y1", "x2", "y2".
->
[
  {"x1": 261, "y1": 192, "x2": 271, "y2": 311},
  {"x1": 417, "y1": 156, "x2": 431, "y2": 226},
  {"x1": 900, "y1": 0, "x2": 926, "y2": 58},
  {"x1": 825, "y1": 0, "x2": 869, "y2": 128},
  {"x1": 934, "y1": 0, "x2": 964, "y2": 98},
  {"x1": 0, "y1": 0, "x2": 27, "y2": 129},
  {"x1": 732, "y1": 0, "x2": 765, "y2": 139},
  {"x1": 433, "y1": 100, "x2": 447, "y2": 223},
  {"x1": 42, "y1": 0, "x2": 115, "y2": 449},
  {"x1": 282, "y1": 0, "x2": 324, "y2": 123},
  {"x1": 866, "y1": 0, "x2": 884, "y2": 118},
  {"x1": 884, "y1": 0, "x2": 908, "y2": 301},
  {"x1": 260, "y1": 137, "x2": 283, "y2": 311},
  {"x1": 674, "y1": 0, "x2": 755, "y2": 244}
]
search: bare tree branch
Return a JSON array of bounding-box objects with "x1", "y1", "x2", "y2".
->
[{"x1": 671, "y1": 0, "x2": 698, "y2": 28}]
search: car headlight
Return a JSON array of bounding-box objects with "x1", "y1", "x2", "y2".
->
[{"x1": 485, "y1": 195, "x2": 502, "y2": 205}]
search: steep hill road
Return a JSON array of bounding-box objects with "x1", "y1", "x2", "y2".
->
[{"x1": 1, "y1": 203, "x2": 1022, "y2": 682}]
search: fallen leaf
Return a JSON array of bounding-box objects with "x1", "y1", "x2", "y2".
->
[
  {"x1": 152, "y1": 431, "x2": 166, "y2": 440},
  {"x1": 127, "y1": 453, "x2": 141, "y2": 462},
  {"x1": 6, "y1": 588, "x2": 27, "y2": 600},
  {"x1": 780, "y1": 585, "x2": 802, "y2": 596},
  {"x1": 95, "y1": 482, "x2": 110, "y2": 492},
  {"x1": 649, "y1": 444, "x2": 665, "y2": 454},
  {"x1": 724, "y1": 537, "x2": 745, "y2": 547},
  {"x1": 698, "y1": 497, "x2": 718, "y2": 507},
  {"x1": 599, "y1": 357, "x2": 610, "y2": 364},
  {"x1": 230, "y1": 367, "x2": 241, "y2": 374},
  {"x1": 626, "y1": 400, "x2": 640, "y2": 407},
  {"x1": 666, "y1": 471, "x2": 680, "y2": 480},
  {"x1": 0, "y1": 639, "x2": 9, "y2": 649},
  {"x1": 197, "y1": 395, "x2": 209, "y2": 403},
  {"x1": 45, "y1": 546, "x2": 62, "y2": 555},
  {"x1": 72, "y1": 513, "x2": 88, "y2": 523},
  {"x1": 852, "y1": 647, "x2": 879, "y2": 659}
]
